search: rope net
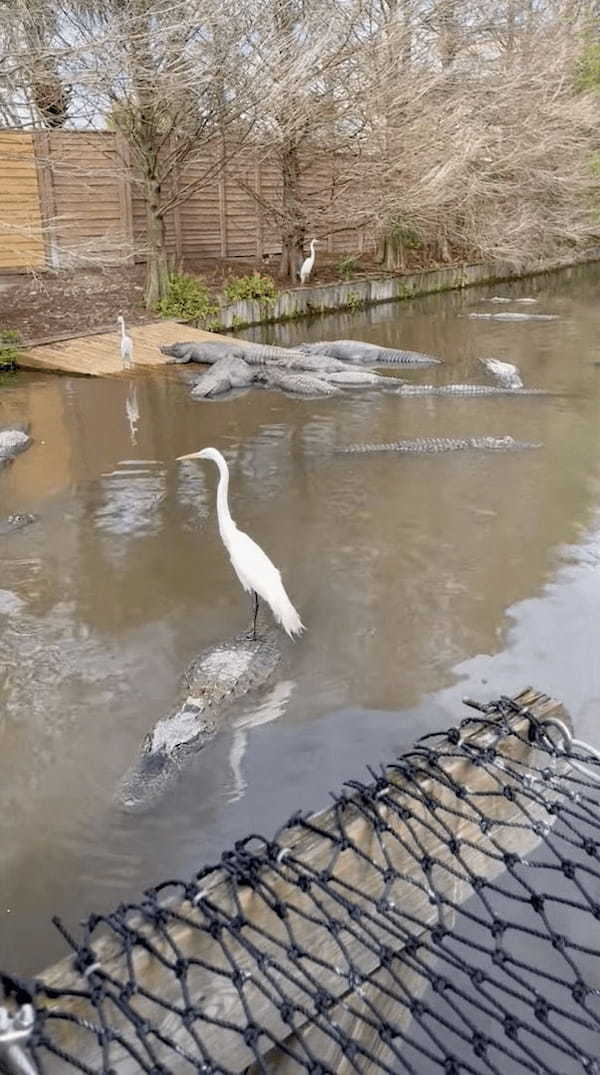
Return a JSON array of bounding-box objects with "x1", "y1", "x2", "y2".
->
[{"x1": 3, "y1": 692, "x2": 600, "y2": 1074}]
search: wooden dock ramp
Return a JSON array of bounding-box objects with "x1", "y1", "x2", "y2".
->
[{"x1": 19, "y1": 321, "x2": 236, "y2": 376}]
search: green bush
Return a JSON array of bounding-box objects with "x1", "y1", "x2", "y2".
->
[
  {"x1": 224, "y1": 272, "x2": 278, "y2": 305},
  {"x1": 576, "y1": 42, "x2": 600, "y2": 92},
  {"x1": 0, "y1": 329, "x2": 23, "y2": 370},
  {"x1": 336, "y1": 255, "x2": 359, "y2": 280},
  {"x1": 389, "y1": 221, "x2": 422, "y2": 249},
  {"x1": 156, "y1": 273, "x2": 219, "y2": 324}
]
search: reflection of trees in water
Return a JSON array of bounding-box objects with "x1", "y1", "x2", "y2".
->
[{"x1": 95, "y1": 461, "x2": 166, "y2": 544}]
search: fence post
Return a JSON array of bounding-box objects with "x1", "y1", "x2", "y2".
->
[
  {"x1": 115, "y1": 133, "x2": 135, "y2": 265},
  {"x1": 255, "y1": 158, "x2": 264, "y2": 260},
  {"x1": 33, "y1": 131, "x2": 59, "y2": 269},
  {"x1": 171, "y1": 167, "x2": 184, "y2": 269},
  {"x1": 219, "y1": 162, "x2": 228, "y2": 258}
]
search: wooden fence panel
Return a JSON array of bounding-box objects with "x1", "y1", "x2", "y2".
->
[
  {"x1": 225, "y1": 150, "x2": 265, "y2": 259},
  {"x1": 47, "y1": 131, "x2": 133, "y2": 267},
  {"x1": 177, "y1": 157, "x2": 222, "y2": 261},
  {"x1": 0, "y1": 131, "x2": 364, "y2": 274},
  {"x1": 0, "y1": 131, "x2": 45, "y2": 270},
  {"x1": 255, "y1": 156, "x2": 283, "y2": 258}
]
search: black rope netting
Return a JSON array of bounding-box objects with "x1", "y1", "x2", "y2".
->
[{"x1": 2, "y1": 693, "x2": 600, "y2": 1075}]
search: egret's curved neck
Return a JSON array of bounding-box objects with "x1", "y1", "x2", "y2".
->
[
  {"x1": 310, "y1": 240, "x2": 316, "y2": 255},
  {"x1": 214, "y1": 454, "x2": 235, "y2": 542},
  {"x1": 119, "y1": 319, "x2": 125, "y2": 339}
]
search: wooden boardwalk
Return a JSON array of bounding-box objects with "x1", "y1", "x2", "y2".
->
[{"x1": 19, "y1": 321, "x2": 236, "y2": 376}]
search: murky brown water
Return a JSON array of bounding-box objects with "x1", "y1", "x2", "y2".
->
[{"x1": 3, "y1": 263, "x2": 600, "y2": 977}]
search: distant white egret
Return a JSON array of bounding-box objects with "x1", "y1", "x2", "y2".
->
[
  {"x1": 118, "y1": 316, "x2": 134, "y2": 368},
  {"x1": 177, "y1": 447, "x2": 304, "y2": 639},
  {"x1": 300, "y1": 238, "x2": 319, "y2": 285}
]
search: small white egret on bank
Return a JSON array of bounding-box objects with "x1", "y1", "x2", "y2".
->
[
  {"x1": 118, "y1": 316, "x2": 134, "y2": 368},
  {"x1": 177, "y1": 446, "x2": 304, "y2": 639},
  {"x1": 299, "y1": 238, "x2": 319, "y2": 285}
]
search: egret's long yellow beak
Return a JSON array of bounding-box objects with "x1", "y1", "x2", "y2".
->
[{"x1": 177, "y1": 452, "x2": 200, "y2": 461}]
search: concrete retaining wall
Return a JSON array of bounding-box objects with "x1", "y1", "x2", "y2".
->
[{"x1": 214, "y1": 249, "x2": 600, "y2": 331}]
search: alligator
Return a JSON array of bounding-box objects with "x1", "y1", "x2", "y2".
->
[
  {"x1": 0, "y1": 426, "x2": 31, "y2": 464},
  {"x1": 338, "y1": 435, "x2": 542, "y2": 455},
  {"x1": 254, "y1": 367, "x2": 341, "y2": 396},
  {"x1": 118, "y1": 630, "x2": 281, "y2": 811},
  {"x1": 188, "y1": 354, "x2": 403, "y2": 399},
  {"x1": 488, "y1": 297, "x2": 537, "y2": 304},
  {"x1": 296, "y1": 340, "x2": 442, "y2": 366},
  {"x1": 239, "y1": 343, "x2": 354, "y2": 373},
  {"x1": 480, "y1": 357, "x2": 523, "y2": 389},
  {"x1": 161, "y1": 340, "x2": 355, "y2": 374},
  {"x1": 325, "y1": 368, "x2": 403, "y2": 387},
  {"x1": 468, "y1": 312, "x2": 558, "y2": 321},
  {"x1": 395, "y1": 383, "x2": 548, "y2": 397},
  {"x1": 162, "y1": 339, "x2": 234, "y2": 364},
  {"x1": 0, "y1": 512, "x2": 37, "y2": 535},
  {"x1": 191, "y1": 356, "x2": 255, "y2": 398}
]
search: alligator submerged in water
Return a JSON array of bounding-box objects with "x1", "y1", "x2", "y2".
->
[
  {"x1": 0, "y1": 512, "x2": 37, "y2": 535},
  {"x1": 395, "y1": 383, "x2": 549, "y2": 397},
  {"x1": 0, "y1": 426, "x2": 31, "y2": 464},
  {"x1": 468, "y1": 312, "x2": 558, "y2": 321},
  {"x1": 296, "y1": 340, "x2": 442, "y2": 366},
  {"x1": 338, "y1": 435, "x2": 542, "y2": 455},
  {"x1": 118, "y1": 630, "x2": 281, "y2": 811}
]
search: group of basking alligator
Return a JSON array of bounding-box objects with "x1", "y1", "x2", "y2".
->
[
  {"x1": 160, "y1": 336, "x2": 550, "y2": 408},
  {"x1": 1, "y1": 321, "x2": 554, "y2": 807}
]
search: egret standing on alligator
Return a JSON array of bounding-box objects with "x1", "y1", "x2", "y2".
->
[{"x1": 177, "y1": 447, "x2": 304, "y2": 640}]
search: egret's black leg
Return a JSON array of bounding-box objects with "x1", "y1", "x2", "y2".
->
[{"x1": 252, "y1": 591, "x2": 259, "y2": 640}]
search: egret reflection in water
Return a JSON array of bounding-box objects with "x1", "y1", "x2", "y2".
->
[
  {"x1": 227, "y1": 679, "x2": 296, "y2": 803},
  {"x1": 125, "y1": 382, "x2": 140, "y2": 446}
]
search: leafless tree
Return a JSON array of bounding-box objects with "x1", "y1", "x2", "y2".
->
[
  {"x1": 336, "y1": 0, "x2": 600, "y2": 269},
  {"x1": 0, "y1": 0, "x2": 599, "y2": 297}
]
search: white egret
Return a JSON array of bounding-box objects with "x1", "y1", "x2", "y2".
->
[
  {"x1": 118, "y1": 316, "x2": 134, "y2": 368},
  {"x1": 299, "y1": 238, "x2": 319, "y2": 285},
  {"x1": 177, "y1": 447, "x2": 304, "y2": 639}
]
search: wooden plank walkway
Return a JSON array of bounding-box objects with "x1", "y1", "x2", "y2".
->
[{"x1": 19, "y1": 320, "x2": 236, "y2": 376}]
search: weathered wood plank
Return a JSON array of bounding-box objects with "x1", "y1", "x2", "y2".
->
[
  {"x1": 32, "y1": 689, "x2": 567, "y2": 1073},
  {"x1": 0, "y1": 132, "x2": 45, "y2": 271},
  {"x1": 19, "y1": 321, "x2": 242, "y2": 375}
]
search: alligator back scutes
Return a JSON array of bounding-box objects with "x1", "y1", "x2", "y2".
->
[{"x1": 338, "y1": 435, "x2": 542, "y2": 454}]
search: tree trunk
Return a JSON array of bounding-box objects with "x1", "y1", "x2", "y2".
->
[
  {"x1": 144, "y1": 185, "x2": 169, "y2": 308},
  {"x1": 438, "y1": 0, "x2": 460, "y2": 70},
  {"x1": 279, "y1": 142, "x2": 306, "y2": 280}
]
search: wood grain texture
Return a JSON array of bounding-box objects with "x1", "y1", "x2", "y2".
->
[
  {"x1": 20, "y1": 321, "x2": 240, "y2": 375},
  {"x1": 1, "y1": 133, "x2": 366, "y2": 274},
  {"x1": 0, "y1": 132, "x2": 45, "y2": 269}
]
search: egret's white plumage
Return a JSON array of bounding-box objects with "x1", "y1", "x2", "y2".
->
[
  {"x1": 177, "y1": 446, "x2": 304, "y2": 639},
  {"x1": 299, "y1": 238, "x2": 318, "y2": 285},
  {"x1": 480, "y1": 357, "x2": 523, "y2": 390},
  {"x1": 118, "y1": 316, "x2": 134, "y2": 368}
]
